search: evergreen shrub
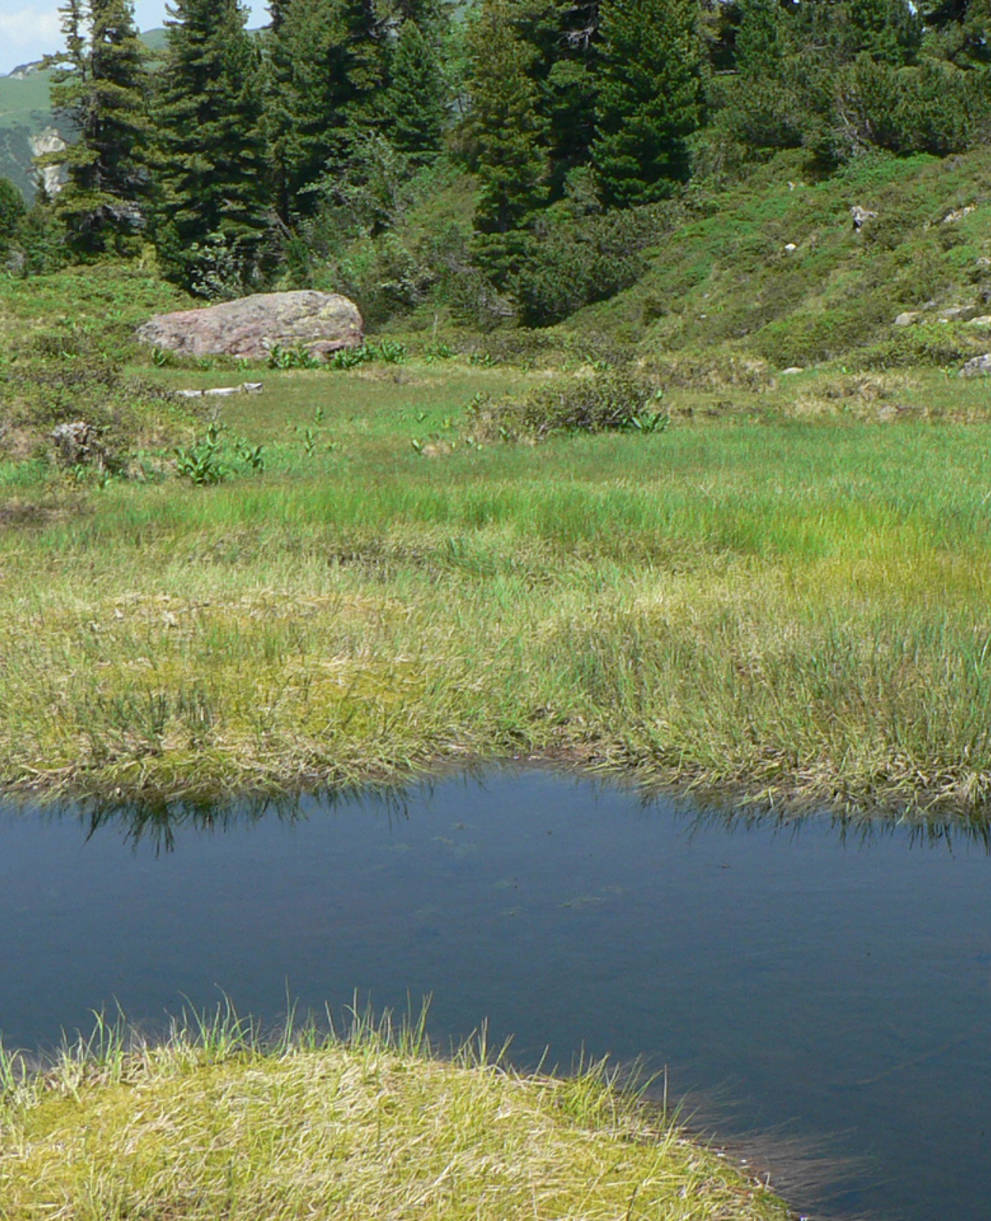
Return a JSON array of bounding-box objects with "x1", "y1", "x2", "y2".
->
[
  {"x1": 512, "y1": 207, "x2": 658, "y2": 326},
  {"x1": 467, "y1": 369, "x2": 662, "y2": 439}
]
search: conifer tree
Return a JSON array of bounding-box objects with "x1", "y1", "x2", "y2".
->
[
  {"x1": 40, "y1": 0, "x2": 149, "y2": 254},
  {"x1": 593, "y1": 0, "x2": 702, "y2": 207},
  {"x1": 268, "y1": 0, "x2": 290, "y2": 32},
  {"x1": 384, "y1": 19, "x2": 448, "y2": 163},
  {"x1": 265, "y1": 0, "x2": 388, "y2": 222},
  {"x1": 462, "y1": 0, "x2": 549, "y2": 281},
  {"x1": 150, "y1": 0, "x2": 271, "y2": 290},
  {"x1": 0, "y1": 177, "x2": 26, "y2": 258},
  {"x1": 921, "y1": 0, "x2": 991, "y2": 66},
  {"x1": 844, "y1": 0, "x2": 921, "y2": 65}
]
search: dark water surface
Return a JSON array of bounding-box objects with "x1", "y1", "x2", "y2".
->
[{"x1": 2, "y1": 769, "x2": 990, "y2": 1220}]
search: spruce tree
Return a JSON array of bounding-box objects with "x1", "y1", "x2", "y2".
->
[
  {"x1": 265, "y1": 0, "x2": 388, "y2": 222},
  {"x1": 384, "y1": 19, "x2": 448, "y2": 163},
  {"x1": 593, "y1": 0, "x2": 702, "y2": 207},
  {"x1": 40, "y1": 0, "x2": 149, "y2": 255},
  {"x1": 462, "y1": 0, "x2": 549, "y2": 281},
  {"x1": 151, "y1": 0, "x2": 272, "y2": 290}
]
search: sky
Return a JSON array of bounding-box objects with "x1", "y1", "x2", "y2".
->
[{"x1": 0, "y1": 1, "x2": 268, "y2": 77}]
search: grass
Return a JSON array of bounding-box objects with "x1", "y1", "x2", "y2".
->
[
  {"x1": 0, "y1": 1005, "x2": 790, "y2": 1221},
  {"x1": 3, "y1": 160, "x2": 991, "y2": 822},
  {"x1": 3, "y1": 354, "x2": 991, "y2": 818}
]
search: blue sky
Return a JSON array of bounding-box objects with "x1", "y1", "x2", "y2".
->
[{"x1": 0, "y1": 2, "x2": 268, "y2": 76}]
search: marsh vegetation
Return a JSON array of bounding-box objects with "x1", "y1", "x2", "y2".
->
[{"x1": 3, "y1": 269, "x2": 991, "y2": 819}]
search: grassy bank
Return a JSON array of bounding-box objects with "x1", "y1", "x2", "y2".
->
[
  {"x1": 3, "y1": 353, "x2": 991, "y2": 817},
  {"x1": 3, "y1": 244, "x2": 991, "y2": 819},
  {"x1": 0, "y1": 1009, "x2": 790, "y2": 1220}
]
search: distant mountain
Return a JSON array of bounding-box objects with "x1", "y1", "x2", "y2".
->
[
  {"x1": 0, "y1": 27, "x2": 218, "y2": 201},
  {"x1": 0, "y1": 56, "x2": 64, "y2": 200}
]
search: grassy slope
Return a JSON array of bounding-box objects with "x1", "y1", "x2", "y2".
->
[
  {"x1": 0, "y1": 1014, "x2": 789, "y2": 1221},
  {"x1": 572, "y1": 147, "x2": 991, "y2": 371}
]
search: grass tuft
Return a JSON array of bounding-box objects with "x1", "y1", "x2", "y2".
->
[{"x1": 0, "y1": 1005, "x2": 790, "y2": 1220}]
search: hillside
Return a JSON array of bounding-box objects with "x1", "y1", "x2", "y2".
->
[
  {"x1": 0, "y1": 29, "x2": 185, "y2": 200},
  {"x1": 0, "y1": 58, "x2": 64, "y2": 199},
  {"x1": 573, "y1": 147, "x2": 991, "y2": 374}
]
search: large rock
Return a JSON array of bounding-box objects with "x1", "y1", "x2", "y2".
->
[{"x1": 136, "y1": 291, "x2": 363, "y2": 361}]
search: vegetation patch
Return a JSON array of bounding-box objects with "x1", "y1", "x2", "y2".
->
[{"x1": 0, "y1": 1007, "x2": 789, "y2": 1221}]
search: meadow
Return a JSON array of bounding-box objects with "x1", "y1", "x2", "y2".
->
[{"x1": 3, "y1": 330, "x2": 991, "y2": 820}]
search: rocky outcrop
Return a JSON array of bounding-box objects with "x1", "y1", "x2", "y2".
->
[
  {"x1": 29, "y1": 128, "x2": 67, "y2": 198},
  {"x1": 136, "y1": 291, "x2": 363, "y2": 361},
  {"x1": 959, "y1": 354, "x2": 991, "y2": 378}
]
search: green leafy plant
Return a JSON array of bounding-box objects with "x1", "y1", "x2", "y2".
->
[
  {"x1": 330, "y1": 341, "x2": 408, "y2": 370},
  {"x1": 268, "y1": 344, "x2": 322, "y2": 370},
  {"x1": 623, "y1": 406, "x2": 670, "y2": 433},
  {"x1": 174, "y1": 423, "x2": 230, "y2": 484}
]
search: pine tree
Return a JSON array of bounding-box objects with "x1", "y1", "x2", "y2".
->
[
  {"x1": 921, "y1": 0, "x2": 991, "y2": 67},
  {"x1": 268, "y1": 0, "x2": 290, "y2": 32},
  {"x1": 0, "y1": 177, "x2": 26, "y2": 258},
  {"x1": 384, "y1": 19, "x2": 448, "y2": 163},
  {"x1": 593, "y1": 0, "x2": 702, "y2": 207},
  {"x1": 40, "y1": 0, "x2": 149, "y2": 255},
  {"x1": 462, "y1": 0, "x2": 549, "y2": 281},
  {"x1": 150, "y1": 0, "x2": 272, "y2": 290},
  {"x1": 844, "y1": 0, "x2": 921, "y2": 65},
  {"x1": 264, "y1": 0, "x2": 388, "y2": 222}
]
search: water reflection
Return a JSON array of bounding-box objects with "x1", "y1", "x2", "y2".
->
[
  {"x1": 3, "y1": 768, "x2": 990, "y2": 1221},
  {"x1": 50, "y1": 764, "x2": 991, "y2": 856}
]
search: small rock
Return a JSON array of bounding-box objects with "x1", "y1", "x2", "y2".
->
[
  {"x1": 965, "y1": 316, "x2": 991, "y2": 328},
  {"x1": 941, "y1": 205, "x2": 976, "y2": 224},
  {"x1": 851, "y1": 205, "x2": 878, "y2": 230},
  {"x1": 781, "y1": 367, "x2": 803, "y2": 375},
  {"x1": 938, "y1": 305, "x2": 977, "y2": 322},
  {"x1": 50, "y1": 420, "x2": 107, "y2": 468},
  {"x1": 894, "y1": 312, "x2": 921, "y2": 327},
  {"x1": 959, "y1": 354, "x2": 991, "y2": 378}
]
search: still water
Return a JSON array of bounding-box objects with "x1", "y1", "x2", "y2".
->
[{"x1": 2, "y1": 769, "x2": 990, "y2": 1220}]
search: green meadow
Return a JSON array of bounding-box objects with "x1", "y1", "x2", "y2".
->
[{"x1": 3, "y1": 320, "x2": 991, "y2": 819}]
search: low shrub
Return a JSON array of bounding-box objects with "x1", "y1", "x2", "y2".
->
[{"x1": 467, "y1": 370, "x2": 665, "y2": 440}]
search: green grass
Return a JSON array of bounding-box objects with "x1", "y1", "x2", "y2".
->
[
  {"x1": 0, "y1": 1005, "x2": 789, "y2": 1220},
  {"x1": 3, "y1": 349, "x2": 991, "y2": 818}
]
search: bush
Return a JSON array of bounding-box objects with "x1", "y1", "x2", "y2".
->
[
  {"x1": 832, "y1": 56, "x2": 986, "y2": 161},
  {"x1": 511, "y1": 201, "x2": 675, "y2": 328},
  {"x1": 466, "y1": 369, "x2": 665, "y2": 440},
  {"x1": 11, "y1": 202, "x2": 67, "y2": 276}
]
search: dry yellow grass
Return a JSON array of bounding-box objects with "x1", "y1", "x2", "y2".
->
[{"x1": 0, "y1": 1024, "x2": 789, "y2": 1221}]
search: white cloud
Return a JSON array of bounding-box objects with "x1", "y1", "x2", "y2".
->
[
  {"x1": 0, "y1": 2, "x2": 267, "y2": 76},
  {"x1": 0, "y1": 8, "x2": 61, "y2": 72}
]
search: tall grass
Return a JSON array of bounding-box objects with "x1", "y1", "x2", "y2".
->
[{"x1": 3, "y1": 406, "x2": 991, "y2": 816}]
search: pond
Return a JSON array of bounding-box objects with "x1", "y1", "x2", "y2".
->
[{"x1": 2, "y1": 768, "x2": 990, "y2": 1220}]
